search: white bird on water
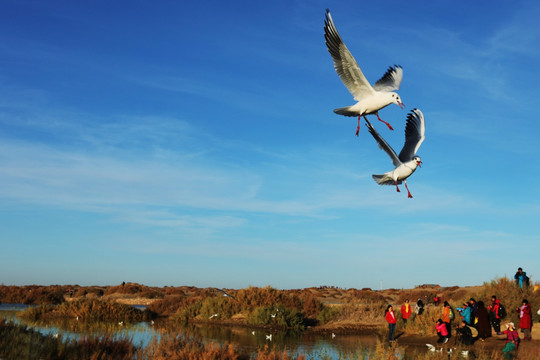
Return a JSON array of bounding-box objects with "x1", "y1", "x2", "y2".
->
[
  {"x1": 365, "y1": 109, "x2": 425, "y2": 198},
  {"x1": 324, "y1": 9, "x2": 404, "y2": 135},
  {"x1": 266, "y1": 334, "x2": 272, "y2": 341}
]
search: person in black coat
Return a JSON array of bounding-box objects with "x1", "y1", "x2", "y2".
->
[{"x1": 476, "y1": 301, "x2": 491, "y2": 340}]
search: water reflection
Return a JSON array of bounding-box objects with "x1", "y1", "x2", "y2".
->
[{"x1": 0, "y1": 304, "x2": 410, "y2": 359}]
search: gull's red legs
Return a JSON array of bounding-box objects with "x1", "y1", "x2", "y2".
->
[
  {"x1": 404, "y1": 181, "x2": 413, "y2": 198},
  {"x1": 377, "y1": 113, "x2": 394, "y2": 131}
]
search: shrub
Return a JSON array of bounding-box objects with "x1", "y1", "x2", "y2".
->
[
  {"x1": 147, "y1": 295, "x2": 193, "y2": 317},
  {"x1": 175, "y1": 301, "x2": 203, "y2": 323},
  {"x1": 19, "y1": 298, "x2": 151, "y2": 323},
  {"x1": 199, "y1": 296, "x2": 239, "y2": 320},
  {"x1": 247, "y1": 306, "x2": 306, "y2": 330},
  {"x1": 0, "y1": 285, "x2": 66, "y2": 305},
  {"x1": 316, "y1": 305, "x2": 339, "y2": 324}
]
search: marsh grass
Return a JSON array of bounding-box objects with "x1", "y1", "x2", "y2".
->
[
  {"x1": 0, "y1": 320, "x2": 135, "y2": 360},
  {"x1": 331, "y1": 291, "x2": 388, "y2": 325},
  {"x1": 399, "y1": 306, "x2": 440, "y2": 335},
  {"x1": 19, "y1": 298, "x2": 152, "y2": 323},
  {"x1": 140, "y1": 334, "x2": 307, "y2": 360},
  {"x1": 169, "y1": 286, "x2": 329, "y2": 330}
]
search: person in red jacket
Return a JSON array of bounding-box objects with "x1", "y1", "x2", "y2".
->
[
  {"x1": 401, "y1": 299, "x2": 412, "y2": 323},
  {"x1": 517, "y1": 299, "x2": 532, "y2": 340},
  {"x1": 385, "y1": 305, "x2": 397, "y2": 341},
  {"x1": 489, "y1": 295, "x2": 502, "y2": 333}
]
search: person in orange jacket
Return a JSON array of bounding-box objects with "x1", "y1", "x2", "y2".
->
[
  {"x1": 442, "y1": 301, "x2": 455, "y2": 338},
  {"x1": 401, "y1": 299, "x2": 412, "y2": 323}
]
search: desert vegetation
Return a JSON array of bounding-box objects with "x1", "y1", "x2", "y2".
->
[
  {"x1": 1, "y1": 277, "x2": 540, "y2": 359},
  {"x1": 3, "y1": 318, "x2": 539, "y2": 360},
  {"x1": 18, "y1": 298, "x2": 153, "y2": 323},
  {"x1": 0, "y1": 319, "x2": 306, "y2": 360},
  {"x1": 0, "y1": 319, "x2": 136, "y2": 360},
  {"x1": 0, "y1": 284, "x2": 67, "y2": 304}
]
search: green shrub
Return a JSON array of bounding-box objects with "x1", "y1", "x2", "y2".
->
[
  {"x1": 247, "y1": 306, "x2": 305, "y2": 330},
  {"x1": 199, "y1": 296, "x2": 239, "y2": 320},
  {"x1": 316, "y1": 305, "x2": 339, "y2": 324},
  {"x1": 175, "y1": 302, "x2": 203, "y2": 323}
]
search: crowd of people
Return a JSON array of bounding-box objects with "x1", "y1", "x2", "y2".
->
[{"x1": 384, "y1": 267, "x2": 535, "y2": 357}]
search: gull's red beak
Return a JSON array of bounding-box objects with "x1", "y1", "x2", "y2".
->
[
  {"x1": 398, "y1": 102, "x2": 405, "y2": 109},
  {"x1": 417, "y1": 160, "x2": 422, "y2": 167}
]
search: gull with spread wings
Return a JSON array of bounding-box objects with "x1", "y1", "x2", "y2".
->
[
  {"x1": 324, "y1": 9, "x2": 404, "y2": 135},
  {"x1": 365, "y1": 109, "x2": 425, "y2": 198}
]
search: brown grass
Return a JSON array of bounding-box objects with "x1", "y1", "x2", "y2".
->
[{"x1": 19, "y1": 298, "x2": 152, "y2": 323}]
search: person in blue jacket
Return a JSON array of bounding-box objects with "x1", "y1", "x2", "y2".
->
[
  {"x1": 457, "y1": 302, "x2": 473, "y2": 326},
  {"x1": 514, "y1": 267, "x2": 529, "y2": 289}
]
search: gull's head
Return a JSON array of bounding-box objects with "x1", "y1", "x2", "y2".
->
[
  {"x1": 413, "y1": 156, "x2": 422, "y2": 167},
  {"x1": 391, "y1": 93, "x2": 405, "y2": 109}
]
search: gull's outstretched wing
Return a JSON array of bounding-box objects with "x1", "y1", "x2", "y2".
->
[
  {"x1": 373, "y1": 65, "x2": 403, "y2": 92},
  {"x1": 324, "y1": 9, "x2": 374, "y2": 101},
  {"x1": 365, "y1": 117, "x2": 401, "y2": 167},
  {"x1": 398, "y1": 109, "x2": 425, "y2": 162}
]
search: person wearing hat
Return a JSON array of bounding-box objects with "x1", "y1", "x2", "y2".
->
[{"x1": 501, "y1": 322, "x2": 519, "y2": 358}]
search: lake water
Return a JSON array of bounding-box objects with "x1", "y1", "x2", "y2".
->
[{"x1": 0, "y1": 304, "x2": 421, "y2": 359}]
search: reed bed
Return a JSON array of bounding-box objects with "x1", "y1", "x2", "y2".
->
[
  {"x1": 0, "y1": 319, "x2": 135, "y2": 360},
  {"x1": 166, "y1": 286, "x2": 330, "y2": 330},
  {"x1": 18, "y1": 298, "x2": 152, "y2": 323}
]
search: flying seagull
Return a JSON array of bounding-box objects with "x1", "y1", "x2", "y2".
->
[
  {"x1": 365, "y1": 109, "x2": 425, "y2": 198},
  {"x1": 212, "y1": 287, "x2": 237, "y2": 300},
  {"x1": 324, "y1": 9, "x2": 404, "y2": 135}
]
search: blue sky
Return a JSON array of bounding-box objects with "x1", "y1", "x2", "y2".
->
[{"x1": 1, "y1": 0, "x2": 539, "y2": 290}]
